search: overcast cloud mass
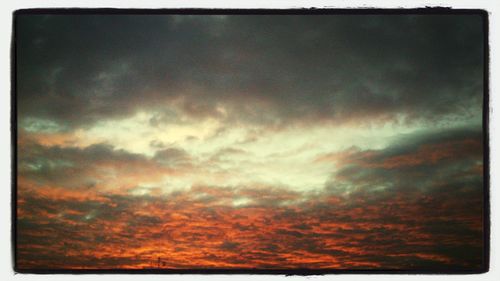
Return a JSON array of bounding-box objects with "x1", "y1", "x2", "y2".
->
[{"x1": 16, "y1": 13, "x2": 485, "y2": 270}]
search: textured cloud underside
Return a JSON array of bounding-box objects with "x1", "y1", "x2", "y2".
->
[{"x1": 16, "y1": 14, "x2": 485, "y2": 270}]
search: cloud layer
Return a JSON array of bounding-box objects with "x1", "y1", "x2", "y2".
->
[
  {"x1": 17, "y1": 127, "x2": 484, "y2": 269},
  {"x1": 16, "y1": 13, "x2": 485, "y2": 270},
  {"x1": 17, "y1": 15, "x2": 483, "y2": 129}
]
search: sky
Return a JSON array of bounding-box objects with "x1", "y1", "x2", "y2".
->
[{"x1": 16, "y1": 13, "x2": 485, "y2": 270}]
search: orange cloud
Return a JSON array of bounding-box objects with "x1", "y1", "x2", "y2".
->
[{"x1": 17, "y1": 182, "x2": 484, "y2": 270}]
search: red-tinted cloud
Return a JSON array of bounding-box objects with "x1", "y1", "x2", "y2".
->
[
  {"x1": 16, "y1": 128, "x2": 485, "y2": 270},
  {"x1": 17, "y1": 178, "x2": 483, "y2": 270}
]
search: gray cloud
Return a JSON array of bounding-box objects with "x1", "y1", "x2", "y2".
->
[
  {"x1": 153, "y1": 147, "x2": 193, "y2": 167},
  {"x1": 18, "y1": 142, "x2": 178, "y2": 189},
  {"x1": 17, "y1": 14, "x2": 484, "y2": 129},
  {"x1": 325, "y1": 127, "x2": 483, "y2": 195}
]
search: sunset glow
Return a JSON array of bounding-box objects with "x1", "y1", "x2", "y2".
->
[{"x1": 16, "y1": 13, "x2": 485, "y2": 271}]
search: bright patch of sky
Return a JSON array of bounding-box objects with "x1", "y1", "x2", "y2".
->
[{"x1": 24, "y1": 109, "x2": 475, "y2": 194}]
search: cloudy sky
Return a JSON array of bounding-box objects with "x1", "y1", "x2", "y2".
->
[{"x1": 16, "y1": 13, "x2": 485, "y2": 270}]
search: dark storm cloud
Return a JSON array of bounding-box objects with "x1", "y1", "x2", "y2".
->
[
  {"x1": 318, "y1": 127, "x2": 484, "y2": 262},
  {"x1": 18, "y1": 141, "x2": 186, "y2": 189},
  {"x1": 17, "y1": 14, "x2": 483, "y2": 129},
  {"x1": 324, "y1": 127, "x2": 483, "y2": 195},
  {"x1": 371, "y1": 127, "x2": 483, "y2": 162}
]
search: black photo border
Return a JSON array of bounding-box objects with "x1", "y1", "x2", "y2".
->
[{"x1": 10, "y1": 7, "x2": 491, "y2": 275}]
